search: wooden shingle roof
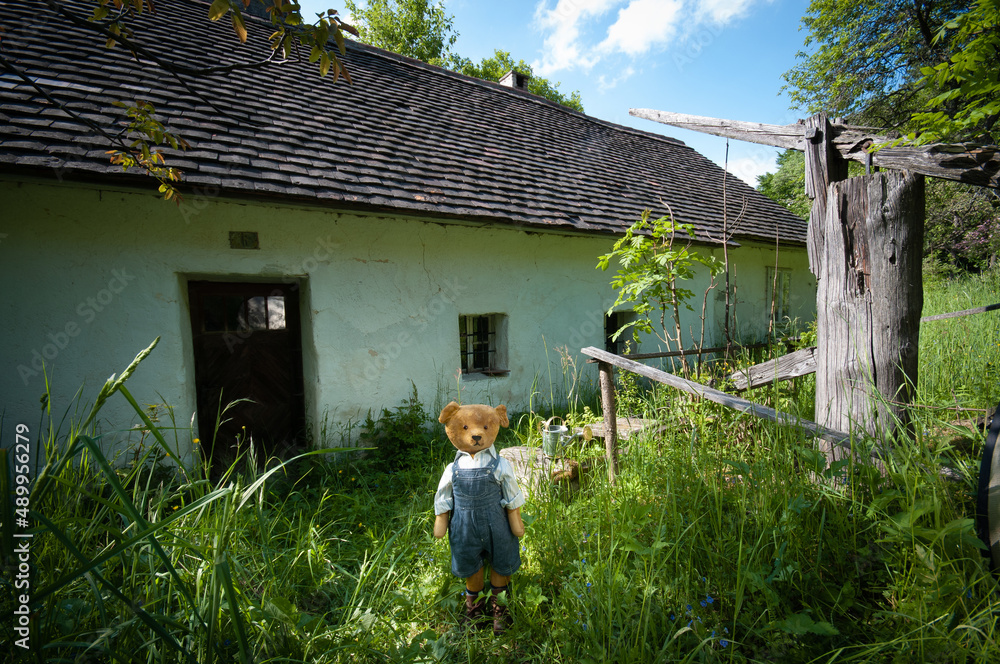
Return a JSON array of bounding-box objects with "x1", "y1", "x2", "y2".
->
[{"x1": 0, "y1": 0, "x2": 807, "y2": 245}]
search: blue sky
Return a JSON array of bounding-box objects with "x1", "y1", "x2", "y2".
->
[{"x1": 299, "y1": 0, "x2": 813, "y2": 185}]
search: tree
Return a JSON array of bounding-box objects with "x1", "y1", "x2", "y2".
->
[
  {"x1": 342, "y1": 0, "x2": 456, "y2": 66},
  {"x1": 909, "y1": 0, "x2": 1000, "y2": 144},
  {"x1": 0, "y1": 0, "x2": 356, "y2": 200},
  {"x1": 597, "y1": 209, "x2": 723, "y2": 377},
  {"x1": 344, "y1": 0, "x2": 584, "y2": 111},
  {"x1": 783, "y1": 0, "x2": 968, "y2": 128},
  {"x1": 452, "y1": 50, "x2": 584, "y2": 113},
  {"x1": 756, "y1": 149, "x2": 811, "y2": 220}
]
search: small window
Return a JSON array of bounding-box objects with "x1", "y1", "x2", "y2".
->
[
  {"x1": 766, "y1": 267, "x2": 792, "y2": 325},
  {"x1": 459, "y1": 314, "x2": 508, "y2": 376},
  {"x1": 605, "y1": 311, "x2": 636, "y2": 355},
  {"x1": 198, "y1": 293, "x2": 286, "y2": 332}
]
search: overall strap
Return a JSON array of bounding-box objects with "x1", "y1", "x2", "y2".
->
[
  {"x1": 485, "y1": 452, "x2": 502, "y2": 483},
  {"x1": 451, "y1": 450, "x2": 463, "y2": 482}
]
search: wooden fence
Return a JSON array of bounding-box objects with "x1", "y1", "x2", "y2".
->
[{"x1": 581, "y1": 346, "x2": 853, "y2": 483}]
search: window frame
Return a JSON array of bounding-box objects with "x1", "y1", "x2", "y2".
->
[
  {"x1": 459, "y1": 313, "x2": 509, "y2": 377},
  {"x1": 766, "y1": 266, "x2": 793, "y2": 325}
]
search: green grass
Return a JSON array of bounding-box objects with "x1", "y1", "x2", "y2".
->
[
  {"x1": 6, "y1": 269, "x2": 1000, "y2": 663},
  {"x1": 919, "y1": 267, "x2": 1000, "y2": 410}
]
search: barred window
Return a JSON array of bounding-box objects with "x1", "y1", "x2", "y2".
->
[{"x1": 459, "y1": 314, "x2": 508, "y2": 376}]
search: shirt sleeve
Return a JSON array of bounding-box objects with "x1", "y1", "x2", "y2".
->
[
  {"x1": 495, "y1": 458, "x2": 526, "y2": 511},
  {"x1": 433, "y1": 463, "x2": 455, "y2": 515}
]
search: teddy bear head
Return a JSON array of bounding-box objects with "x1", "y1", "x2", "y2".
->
[{"x1": 438, "y1": 401, "x2": 509, "y2": 456}]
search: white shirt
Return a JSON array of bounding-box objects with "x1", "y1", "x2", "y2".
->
[{"x1": 433, "y1": 445, "x2": 526, "y2": 515}]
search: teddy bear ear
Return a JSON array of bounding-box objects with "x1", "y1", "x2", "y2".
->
[
  {"x1": 495, "y1": 404, "x2": 509, "y2": 428},
  {"x1": 438, "y1": 401, "x2": 461, "y2": 424}
]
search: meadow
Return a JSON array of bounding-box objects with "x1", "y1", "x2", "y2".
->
[{"x1": 3, "y1": 267, "x2": 999, "y2": 663}]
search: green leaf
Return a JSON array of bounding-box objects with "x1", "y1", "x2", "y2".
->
[
  {"x1": 207, "y1": 0, "x2": 228, "y2": 21},
  {"x1": 775, "y1": 612, "x2": 840, "y2": 636}
]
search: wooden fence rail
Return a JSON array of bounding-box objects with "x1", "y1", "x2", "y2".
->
[
  {"x1": 581, "y1": 346, "x2": 853, "y2": 483},
  {"x1": 921, "y1": 302, "x2": 1000, "y2": 322}
]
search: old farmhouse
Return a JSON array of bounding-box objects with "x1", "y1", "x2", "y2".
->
[{"x1": 0, "y1": 0, "x2": 814, "y2": 466}]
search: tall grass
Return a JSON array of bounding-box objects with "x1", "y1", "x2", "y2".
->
[
  {"x1": 9, "y1": 269, "x2": 1000, "y2": 662},
  {"x1": 920, "y1": 268, "x2": 1000, "y2": 410}
]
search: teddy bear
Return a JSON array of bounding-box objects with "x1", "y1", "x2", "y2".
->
[{"x1": 433, "y1": 401, "x2": 526, "y2": 634}]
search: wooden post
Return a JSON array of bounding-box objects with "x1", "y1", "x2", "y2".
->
[
  {"x1": 814, "y1": 171, "x2": 925, "y2": 448},
  {"x1": 598, "y1": 361, "x2": 618, "y2": 484},
  {"x1": 805, "y1": 113, "x2": 849, "y2": 276}
]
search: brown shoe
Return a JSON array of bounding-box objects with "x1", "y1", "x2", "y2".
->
[
  {"x1": 490, "y1": 585, "x2": 511, "y2": 635},
  {"x1": 462, "y1": 590, "x2": 488, "y2": 630}
]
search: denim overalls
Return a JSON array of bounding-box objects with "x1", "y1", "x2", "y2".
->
[{"x1": 448, "y1": 451, "x2": 522, "y2": 579}]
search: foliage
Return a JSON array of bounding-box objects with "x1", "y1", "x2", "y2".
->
[
  {"x1": 360, "y1": 383, "x2": 435, "y2": 470},
  {"x1": 925, "y1": 178, "x2": 1000, "y2": 271},
  {"x1": 909, "y1": 0, "x2": 1000, "y2": 144},
  {"x1": 919, "y1": 265, "x2": 1000, "y2": 408},
  {"x1": 452, "y1": 49, "x2": 585, "y2": 113},
  {"x1": 597, "y1": 209, "x2": 724, "y2": 365},
  {"x1": 106, "y1": 99, "x2": 189, "y2": 201},
  {"x1": 783, "y1": 0, "x2": 968, "y2": 127},
  {"x1": 756, "y1": 149, "x2": 811, "y2": 219},
  {"x1": 342, "y1": 0, "x2": 457, "y2": 67}
]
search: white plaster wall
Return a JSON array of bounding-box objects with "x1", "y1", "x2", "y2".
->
[{"x1": 0, "y1": 178, "x2": 815, "y2": 464}]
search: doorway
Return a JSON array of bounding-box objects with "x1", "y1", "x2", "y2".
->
[{"x1": 187, "y1": 281, "x2": 306, "y2": 472}]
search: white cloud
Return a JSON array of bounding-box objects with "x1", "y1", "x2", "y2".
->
[
  {"x1": 533, "y1": 0, "x2": 619, "y2": 75},
  {"x1": 727, "y1": 154, "x2": 776, "y2": 187},
  {"x1": 532, "y1": 0, "x2": 769, "y2": 77},
  {"x1": 598, "y1": 0, "x2": 684, "y2": 56},
  {"x1": 597, "y1": 65, "x2": 636, "y2": 92},
  {"x1": 695, "y1": 0, "x2": 760, "y2": 24}
]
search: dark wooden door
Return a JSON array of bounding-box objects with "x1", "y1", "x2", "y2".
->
[{"x1": 188, "y1": 281, "x2": 305, "y2": 473}]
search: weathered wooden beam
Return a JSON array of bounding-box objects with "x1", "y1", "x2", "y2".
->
[
  {"x1": 921, "y1": 302, "x2": 1000, "y2": 322},
  {"x1": 630, "y1": 109, "x2": 1000, "y2": 188},
  {"x1": 629, "y1": 109, "x2": 804, "y2": 150},
  {"x1": 729, "y1": 346, "x2": 817, "y2": 391},
  {"x1": 581, "y1": 346, "x2": 852, "y2": 450}
]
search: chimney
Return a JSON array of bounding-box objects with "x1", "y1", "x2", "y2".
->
[{"x1": 499, "y1": 70, "x2": 530, "y2": 91}]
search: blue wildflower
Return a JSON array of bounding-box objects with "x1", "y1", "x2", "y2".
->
[
  {"x1": 701, "y1": 600, "x2": 707, "y2": 608},
  {"x1": 720, "y1": 639, "x2": 729, "y2": 648},
  {"x1": 706, "y1": 594, "x2": 714, "y2": 604}
]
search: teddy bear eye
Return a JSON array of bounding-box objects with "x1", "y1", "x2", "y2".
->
[
  {"x1": 484, "y1": 425, "x2": 489, "y2": 429},
  {"x1": 463, "y1": 425, "x2": 468, "y2": 430}
]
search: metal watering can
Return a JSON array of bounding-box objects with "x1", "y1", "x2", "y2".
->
[{"x1": 539, "y1": 416, "x2": 592, "y2": 457}]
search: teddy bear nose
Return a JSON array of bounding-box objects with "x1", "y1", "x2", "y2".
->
[{"x1": 472, "y1": 434, "x2": 482, "y2": 442}]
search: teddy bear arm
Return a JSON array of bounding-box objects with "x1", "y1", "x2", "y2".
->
[
  {"x1": 433, "y1": 511, "x2": 450, "y2": 538},
  {"x1": 506, "y1": 507, "x2": 525, "y2": 537}
]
